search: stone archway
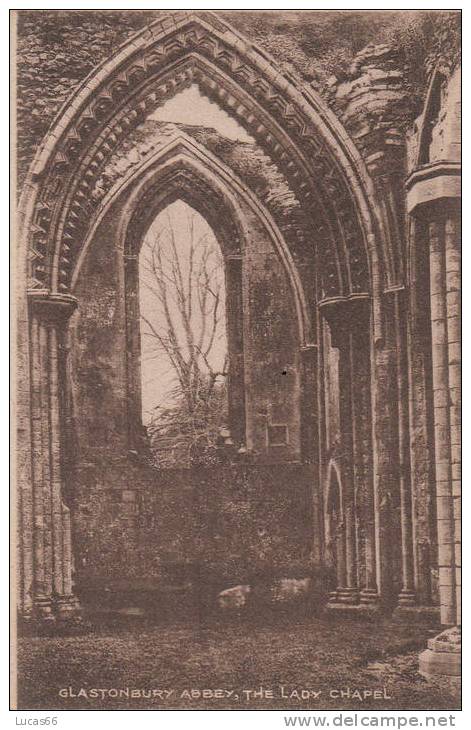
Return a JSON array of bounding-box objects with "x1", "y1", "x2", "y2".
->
[
  {"x1": 21, "y1": 12, "x2": 379, "y2": 299},
  {"x1": 72, "y1": 133, "x2": 313, "y2": 463},
  {"x1": 16, "y1": 11, "x2": 415, "y2": 622}
]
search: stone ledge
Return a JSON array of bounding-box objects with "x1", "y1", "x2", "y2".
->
[
  {"x1": 406, "y1": 161, "x2": 461, "y2": 213},
  {"x1": 419, "y1": 648, "x2": 461, "y2": 676},
  {"x1": 392, "y1": 605, "x2": 441, "y2": 628},
  {"x1": 325, "y1": 602, "x2": 382, "y2": 621},
  {"x1": 419, "y1": 627, "x2": 461, "y2": 680}
]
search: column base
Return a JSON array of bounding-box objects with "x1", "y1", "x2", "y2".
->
[
  {"x1": 55, "y1": 594, "x2": 82, "y2": 618},
  {"x1": 419, "y1": 627, "x2": 461, "y2": 685},
  {"x1": 330, "y1": 588, "x2": 360, "y2": 604},
  {"x1": 360, "y1": 588, "x2": 380, "y2": 605},
  {"x1": 33, "y1": 595, "x2": 56, "y2": 622},
  {"x1": 325, "y1": 602, "x2": 382, "y2": 620},
  {"x1": 398, "y1": 589, "x2": 416, "y2": 606},
  {"x1": 393, "y1": 604, "x2": 441, "y2": 627},
  {"x1": 326, "y1": 588, "x2": 381, "y2": 620},
  {"x1": 18, "y1": 593, "x2": 83, "y2": 635}
]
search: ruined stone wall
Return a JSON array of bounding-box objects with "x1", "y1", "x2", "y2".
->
[
  {"x1": 73, "y1": 462, "x2": 317, "y2": 602},
  {"x1": 15, "y1": 10, "x2": 460, "y2": 189},
  {"x1": 429, "y1": 70, "x2": 461, "y2": 163},
  {"x1": 64, "y1": 123, "x2": 308, "y2": 593},
  {"x1": 14, "y1": 10, "x2": 461, "y2": 632},
  {"x1": 406, "y1": 66, "x2": 461, "y2": 631},
  {"x1": 69, "y1": 145, "x2": 303, "y2": 465}
]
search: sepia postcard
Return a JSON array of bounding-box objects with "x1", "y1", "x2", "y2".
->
[{"x1": 11, "y1": 7, "x2": 461, "y2": 713}]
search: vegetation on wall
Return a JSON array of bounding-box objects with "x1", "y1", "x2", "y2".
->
[
  {"x1": 15, "y1": 10, "x2": 460, "y2": 188},
  {"x1": 97, "y1": 120, "x2": 301, "y2": 219},
  {"x1": 146, "y1": 382, "x2": 228, "y2": 469}
]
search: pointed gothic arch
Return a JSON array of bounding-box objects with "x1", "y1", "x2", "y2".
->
[
  {"x1": 70, "y1": 134, "x2": 313, "y2": 347},
  {"x1": 16, "y1": 11, "x2": 397, "y2": 622},
  {"x1": 74, "y1": 134, "x2": 313, "y2": 455},
  {"x1": 19, "y1": 11, "x2": 384, "y2": 310}
]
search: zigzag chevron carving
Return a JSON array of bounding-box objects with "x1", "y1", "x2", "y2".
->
[{"x1": 27, "y1": 16, "x2": 370, "y2": 301}]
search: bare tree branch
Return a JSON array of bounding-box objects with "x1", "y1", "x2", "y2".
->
[{"x1": 140, "y1": 204, "x2": 227, "y2": 435}]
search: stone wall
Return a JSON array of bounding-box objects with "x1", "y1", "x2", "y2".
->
[
  {"x1": 68, "y1": 137, "x2": 303, "y2": 464},
  {"x1": 14, "y1": 11, "x2": 460, "y2": 650},
  {"x1": 427, "y1": 68, "x2": 461, "y2": 166},
  {"x1": 72, "y1": 461, "x2": 318, "y2": 604},
  {"x1": 15, "y1": 10, "x2": 460, "y2": 188},
  {"x1": 61, "y1": 115, "x2": 310, "y2": 597}
]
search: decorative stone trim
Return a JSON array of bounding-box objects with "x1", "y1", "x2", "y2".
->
[
  {"x1": 406, "y1": 161, "x2": 461, "y2": 213},
  {"x1": 73, "y1": 134, "x2": 314, "y2": 348},
  {"x1": 19, "y1": 12, "x2": 380, "y2": 305},
  {"x1": 27, "y1": 290, "x2": 78, "y2": 323}
]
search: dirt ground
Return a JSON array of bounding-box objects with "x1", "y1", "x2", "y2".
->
[{"x1": 15, "y1": 613, "x2": 460, "y2": 711}]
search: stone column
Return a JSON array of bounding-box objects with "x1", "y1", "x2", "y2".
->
[
  {"x1": 349, "y1": 301, "x2": 379, "y2": 609},
  {"x1": 300, "y1": 343, "x2": 321, "y2": 562},
  {"x1": 445, "y1": 215, "x2": 461, "y2": 628},
  {"x1": 27, "y1": 291, "x2": 80, "y2": 621},
  {"x1": 418, "y1": 211, "x2": 460, "y2": 679},
  {"x1": 29, "y1": 314, "x2": 51, "y2": 619},
  {"x1": 332, "y1": 489, "x2": 347, "y2": 601},
  {"x1": 393, "y1": 289, "x2": 416, "y2": 608},
  {"x1": 300, "y1": 344, "x2": 318, "y2": 463},
  {"x1": 225, "y1": 254, "x2": 246, "y2": 448},
  {"x1": 124, "y1": 254, "x2": 143, "y2": 451},
  {"x1": 370, "y1": 315, "x2": 399, "y2": 606},
  {"x1": 337, "y1": 324, "x2": 359, "y2": 606},
  {"x1": 405, "y1": 217, "x2": 437, "y2": 611},
  {"x1": 428, "y1": 215, "x2": 459, "y2": 626},
  {"x1": 407, "y1": 162, "x2": 461, "y2": 679},
  {"x1": 322, "y1": 301, "x2": 364, "y2": 609}
]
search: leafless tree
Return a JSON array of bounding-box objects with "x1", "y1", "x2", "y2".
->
[{"x1": 139, "y1": 205, "x2": 228, "y2": 462}]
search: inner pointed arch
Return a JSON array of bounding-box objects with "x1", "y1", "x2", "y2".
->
[{"x1": 26, "y1": 12, "x2": 377, "y2": 306}]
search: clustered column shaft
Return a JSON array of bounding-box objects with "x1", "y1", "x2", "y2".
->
[
  {"x1": 428, "y1": 211, "x2": 460, "y2": 627},
  {"x1": 324, "y1": 300, "x2": 378, "y2": 608},
  {"x1": 225, "y1": 255, "x2": 246, "y2": 448},
  {"x1": 395, "y1": 290, "x2": 416, "y2": 606},
  {"x1": 27, "y1": 293, "x2": 79, "y2": 621}
]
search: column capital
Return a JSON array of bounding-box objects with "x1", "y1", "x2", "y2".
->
[
  {"x1": 319, "y1": 295, "x2": 370, "y2": 347},
  {"x1": 27, "y1": 290, "x2": 78, "y2": 323},
  {"x1": 300, "y1": 343, "x2": 318, "y2": 353},
  {"x1": 406, "y1": 161, "x2": 461, "y2": 215}
]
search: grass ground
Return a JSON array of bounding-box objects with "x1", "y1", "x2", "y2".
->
[{"x1": 16, "y1": 613, "x2": 460, "y2": 711}]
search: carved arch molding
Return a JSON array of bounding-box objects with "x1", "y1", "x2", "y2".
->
[{"x1": 21, "y1": 11, "x2": 384, "y2": 311}]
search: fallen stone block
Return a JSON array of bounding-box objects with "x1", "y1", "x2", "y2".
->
[{"x1": 218, "y1": 584, "x2": 251, "y2": 609}]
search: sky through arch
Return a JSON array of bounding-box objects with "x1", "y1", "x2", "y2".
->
[
  {"x1": 139, "y1": 199, "x2": 228, "y2": 425},
  {"x1": 149, "y1": 84, "x2": 254, "y2": 143}
]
